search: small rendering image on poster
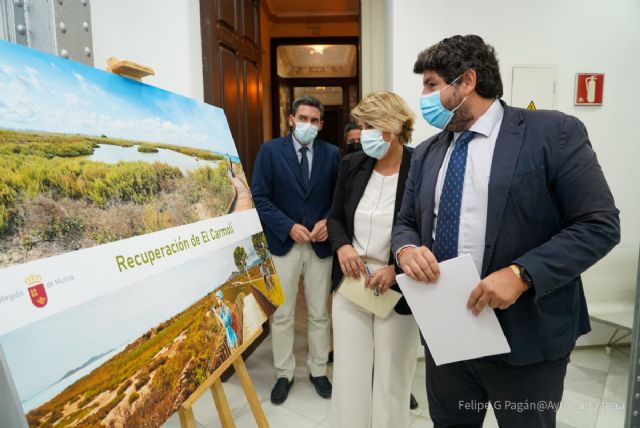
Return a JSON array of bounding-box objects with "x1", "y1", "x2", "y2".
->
[{"x1": 0, "y1": 40, "x2": 284, "y2": 427}]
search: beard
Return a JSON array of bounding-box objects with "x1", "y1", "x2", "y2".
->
[{"x1": 444, "y1": 89, "x2": 474, "y2": 132}]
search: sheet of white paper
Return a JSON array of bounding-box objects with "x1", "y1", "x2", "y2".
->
[{"x1": 396, "y1": 254, "x2": 510, "y2": 365}]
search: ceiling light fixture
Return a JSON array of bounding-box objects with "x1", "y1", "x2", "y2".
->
[{"x1": 309, "y1": 45, "x2": 326, "y2": 55}]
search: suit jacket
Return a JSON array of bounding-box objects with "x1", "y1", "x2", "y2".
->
[
  {"x1": 251, "y1": 134, "x2": 341, "y2": 258},
  {"x1": 327, "y1": 146, "x2": 414, "y2": 314},
  {"x1": 392, "y1": 101, "x2": 620, "y2": 365}
]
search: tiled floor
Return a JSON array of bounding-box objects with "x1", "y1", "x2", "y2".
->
[
  {"x1": 163, "y1": 331, "x2": 629, "y2": 428},
  {"x1": 163, "y1": 284, "x2": 630, "y2": 427}
]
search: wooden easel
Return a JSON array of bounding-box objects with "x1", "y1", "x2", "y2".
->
[
  {"x1": 105, "y1": 59, "x2": 268, "y2": 427},
  {"x1": 179, "y1": 327, "x2": 269, "y2": 428}
]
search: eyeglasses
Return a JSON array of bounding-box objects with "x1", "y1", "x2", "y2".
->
[{"x1": 347, "y1": 139, "x2": 361, "y2": 144}]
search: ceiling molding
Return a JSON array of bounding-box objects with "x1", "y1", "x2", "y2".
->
[
  {"x1": 261, "y1": 0, "x2": 359, "y2": 24},
  {"x1": 262, "y1": 0, "x2": 276, "y2": 20},
  {"x1": 271, "y1": 13, "x2": 358, "y2": 24}
]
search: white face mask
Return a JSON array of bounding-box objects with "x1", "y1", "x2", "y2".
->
[
  {"x1": 360, "y1": 128, "x2": 391, "y2": 159},
  {"x1": 293, "y1": 122, "x2": 318, "y2": 145}
]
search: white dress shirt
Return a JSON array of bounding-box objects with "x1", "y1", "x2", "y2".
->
[
  {"x1": 433, "y1": 99, "x2": 504, "y2": 273},
  {"x1": 354, "y1": 171, "x2": 399, "y2": 269},
  {"x1": 292, "y1": 135, "x2": 313, "y2": 178}
]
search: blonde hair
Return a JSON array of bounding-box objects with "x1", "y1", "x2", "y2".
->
[{"x1": 350, "y1": 91, "x2": 415, "y2": 144}]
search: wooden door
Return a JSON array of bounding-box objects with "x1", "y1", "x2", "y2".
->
[{"x1": 200, "y1": 0, "x2": 262, "y2": 181}]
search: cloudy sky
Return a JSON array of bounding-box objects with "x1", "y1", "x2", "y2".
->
[{"x1": 0, "y1": 40, "x2": 238, "y2": 156}]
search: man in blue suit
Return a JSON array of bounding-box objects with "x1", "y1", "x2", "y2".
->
[
  {"x1": 252, "y1": 95, "x2": 340, "y2": 404},
  {"x1": 393, "y1": 35, "x2": 620, "y2": 427}
]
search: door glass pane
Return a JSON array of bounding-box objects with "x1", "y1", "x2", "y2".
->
[
  {"x1": 293, "y1": 86, "x2": 343, "y2": 106},
  {"x1": 277, "y1": 45, "x2": 357, "y2": 78},
  {"x1": 348, "y1": 84, "x2": 358, "y2": 111},
  {"x1": 279, "y1": 84, "x2": 291, "y2": 136}
]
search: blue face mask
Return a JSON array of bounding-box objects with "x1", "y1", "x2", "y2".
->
[
  {"x1": 419, "y1": 75, "x2": 467, "y2": 129},
  {"x1": 361, "y1": 128, "x2": 391, "y2": 159},
  {"x1": 293, "y1": 122, "x2": 318, "y2": 145}
]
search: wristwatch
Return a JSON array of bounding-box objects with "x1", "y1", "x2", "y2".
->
[{"x1": 510, "y1": 264, "x2": 534, "y2": 290}]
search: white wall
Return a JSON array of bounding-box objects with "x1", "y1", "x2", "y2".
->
[
  {"x1": 90, "y1": 0, "x2": 203, "y2": 101},
  {"x1": 387, "y1": 0, "x2": 640, "y2": 344}
]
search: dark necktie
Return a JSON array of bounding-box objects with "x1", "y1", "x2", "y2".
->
[
  {"x1": 299, "y1": 146, "x2": 310, "y2": 189},
  {"x1": 433, "y1": 130, "x2": 476, "y2": 262}
]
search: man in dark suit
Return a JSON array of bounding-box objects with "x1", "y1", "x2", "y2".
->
[
  {"x1": 252, "y1": 95, "x2": 340, "y2": 404},
  {"x1": 343, "y1": 121, "x2": 362, "y2": 154},
  {"x1": 392, "y1": 35, "x2": 620, "y2": 427}
]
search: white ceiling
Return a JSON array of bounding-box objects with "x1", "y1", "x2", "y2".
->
[{"x1": 277, "y1": 44, "x2": 358, "y2": 78}]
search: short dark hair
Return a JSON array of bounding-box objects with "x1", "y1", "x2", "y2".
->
[
  {"x1": 291, "y1": 95, "x2": 324, "y2": 118},
  {"x1": 343, "y1": 121, "x2": 361, "y2": 137},
  {"x1": 413, "y1": 35, "x2": 503, "y2": 99}
]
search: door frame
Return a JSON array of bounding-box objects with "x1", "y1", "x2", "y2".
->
[{"x1": 270, "y1": 36, "x2": 359, "y2": 148}]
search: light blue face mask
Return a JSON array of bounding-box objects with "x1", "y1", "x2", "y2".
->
[
  {"x1": 293, "y1": 122, "x2": 318, "y2": 145},
  {"x1": 360, "y1": 128, "x2": 391, "y2": 159},
  {"x1": 419, "y1": 74, "x2": 467, "y2": 129}
]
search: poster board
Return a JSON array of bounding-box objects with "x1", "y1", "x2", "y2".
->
[
  {"x1": 0, "y1": 347, "x2": 27, "y2": 428},
  {"x1": 0, "y1": 40, "x2": 283, "y2": 428}
]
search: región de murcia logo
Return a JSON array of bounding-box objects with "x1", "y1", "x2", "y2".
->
[{"x1": 25, "y1": 274, "x2": 48, "y2": 308}]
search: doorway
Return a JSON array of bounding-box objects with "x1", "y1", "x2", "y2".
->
[{"x1": 271, "y1": 37, "x2": 359, "y2": 152}]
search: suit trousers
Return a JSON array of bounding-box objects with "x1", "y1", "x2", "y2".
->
[
  {"x1": 331, "y1": 291, "x2": 419, "y2": 428},
  {"x1": 424, "y1": 345, "x2": 568, "y2": 428},
  {"x1": 271, "y1": 242, "x2": 332, "y2": 380}
]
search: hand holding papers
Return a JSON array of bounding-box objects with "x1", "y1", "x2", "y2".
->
[
  {"x1": 338, "y1": 274, "x2": 402, "y2": 319},
  {"x1": 396, "y1": 254, "x2": 510, "y2": 365}
]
